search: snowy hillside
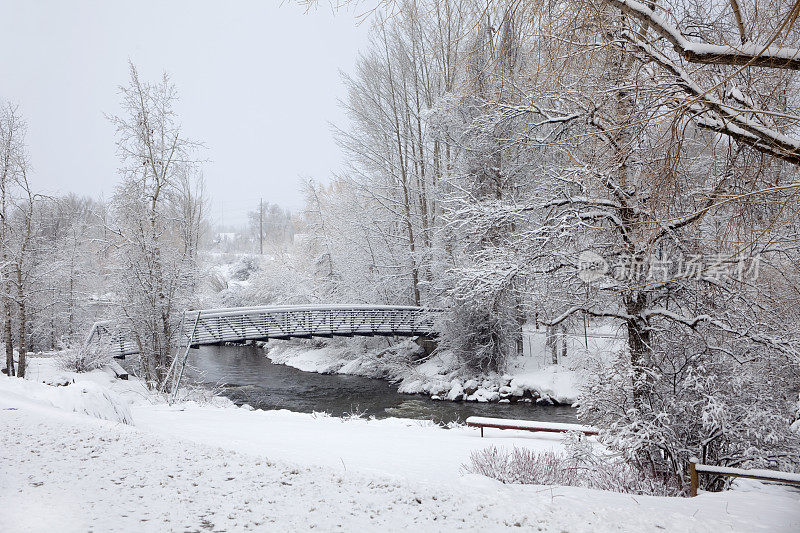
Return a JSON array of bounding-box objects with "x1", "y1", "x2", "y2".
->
[{"x1": 2, "y1": 359, "x2": 798, "y2": 532}]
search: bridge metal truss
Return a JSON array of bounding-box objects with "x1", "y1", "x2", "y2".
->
[
  {"x1": 84, "y1": 320, "x2": 140, "y2": 359},
  {"x1": 87, "y1": 305, "x2": 442, "y2": 359},
  {"x1": 182, "y1": 305, "x2": 441, "y2": 347}
]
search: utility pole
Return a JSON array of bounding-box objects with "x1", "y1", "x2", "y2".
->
[{"x1": 259, "y1": 198, "x2": 263, "y2": 255}]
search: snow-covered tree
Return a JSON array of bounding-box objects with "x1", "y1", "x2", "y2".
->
[
  {"x1": 330, "y1": 3, "x2": 469, "y2": 306},
  {"x1": 327, "y1": 0, "x2": 800, "y2": 484},
  {"x1": 434, "y1": 0, "x2": 800, "y2": 482},
  {"x1": 106, "y1": 63, "x2": 206, "y2": 390},
  {"x1": 0, "y1": 101, "x2": 37, "y2": 377},
  {"x1": 29, "y1": 194, "x2": 109, "y2": 350},
  {"x1": 247, "y1": 201, "x2": 294, "y2": 252}
]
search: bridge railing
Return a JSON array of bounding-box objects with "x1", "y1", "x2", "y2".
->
[
  {"x1": 181, "y1": 305, "x2": 441, "y2": 347},
  {"x1": 86, "y1": 305, "x2": 442, "y2": 358},
  {"x1": 84, "y1": 320, "x2": 139, "y2": 359}
]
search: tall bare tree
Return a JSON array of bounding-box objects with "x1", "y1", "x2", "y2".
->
[
  {"x1": 107, "y1": 63, "x2": 205, "y2": 389},
  {"x1": 0, "y1": 102, "x2": 32, "y2": 377}
]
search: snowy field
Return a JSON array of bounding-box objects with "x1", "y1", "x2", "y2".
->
[{"x1": 2, "y1": 357, "x2": 799, "y2": 532}]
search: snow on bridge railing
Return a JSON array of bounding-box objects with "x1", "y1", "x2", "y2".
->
[{"x1": 182, "y1": 304, "x2": 441, "y2": 319}]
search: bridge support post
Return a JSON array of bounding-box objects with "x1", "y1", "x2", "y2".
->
[{"x1": 414, "y1": 336, "x2": 437, "y2": 356}]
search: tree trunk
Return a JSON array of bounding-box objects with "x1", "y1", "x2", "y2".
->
[
  {"x1": 625, "y1": 291, "x2": 652, "y2": 405},
  {"x1": 4, "y1": 287, "x2": 14, "y2": 376},
  {"x1": 606, "y1": 11, "x2": 653, "y2": 407},
  {"x1": 17, "y1": 265, "x2": 26, "y2": 378},
  {"x1": 0, "y1": 183, "x2": 11, "y2": 376}
]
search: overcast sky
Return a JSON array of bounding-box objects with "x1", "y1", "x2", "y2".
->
[{"x1": 0, "y1": 1, "x2": 371, "y2": 226}]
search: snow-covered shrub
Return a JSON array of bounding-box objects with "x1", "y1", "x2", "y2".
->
[
  {"x1": 208, "y1": 271, "x2": 228, "y2": 292},
  {"x1": 463, "y1": 433, "x2": 682, "y2": 496},
  {"x1": 169, "y1": 380, "x2": 235, "y2": 407},
  {"x1": 56, "y1": 342, "x2": 112, "y2": 373},
  {"x1": 464, "y1": 445, "x2": 575, "y2": 485},
  {"x1": 342, "y1": 406, "x2": 370, "y2": 420},
  {"x1": 231, "y1": 254, "x2": 260, "y2": 281},
  {"x1": 0, "y1": 376, "x2": 134, "y2": 424},
  {"x1": 578, "y1": 327, "x2": 800, "y2": 491},
  {"x1": 438, "y1": 297, "x2": 522, "y2": 373},
  {"x1": 59, "y1": 381, "x2": 135, "y2": 425}
]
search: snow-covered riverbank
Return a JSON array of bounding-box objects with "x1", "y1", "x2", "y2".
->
[
  {"x1": 206, "y1": 254, "x2": 620, "y2": 407},
  {"x1": 264, "y1": 339, "x2": 582, "y2": 405},
  {"x1": 2, "y1": 356, "x2": 799, "y2": 532}
]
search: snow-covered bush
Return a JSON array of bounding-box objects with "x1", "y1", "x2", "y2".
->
[
  {"x1": 60, "y1": 381, "x2": 135, "y2": 425},
  {"x1": 0, "y1": 377, "x2": 134, "y2": 425},
  {"x1": 342, "y1": 406, "x2": 370, "y2": 421},
  {"x1": 230, "y1": 254, "x2": 260, "y2": 281},
  {"x1": 169, "y1": 381, "x2": 234, "y2": 406},
  {"x1": 465, "y1": 444, "x2": 578, "y2": 486},
  {"x1": 56, "y1": 343, "x2": 112, "y2": 373},
  {"x1": 578, "y1": 328, "x2": 800, "y2": 491},
  {"x1": 438, "y1": 298, "x2": 522, "y2": 373},
  {"x1": 463, "y1": 433, "x2": 682, "y2": 496}
]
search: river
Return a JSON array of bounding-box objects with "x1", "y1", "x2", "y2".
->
[{"x1": 185, "y1": 344, "x2": 577, "y2": 425}]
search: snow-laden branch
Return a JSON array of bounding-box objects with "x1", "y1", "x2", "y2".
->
[
  {"x1": 607, "y1": 0, "x2": 800, "y2": 70},
  {"x1": 577, "y1": 209, "x2": 625, "y2": 227},
  {"x1": 497, "y1": 102, "x2": 582, "y2": 127},
  {"x1": 545, "y1": 305, "x2": 797, "y2": 357},
  {"x1": 622, "y1": 30, "x2": 800, "y2": 165},
  {"x1": 642, "y1": 308, "x2": 713, "y2": 327},
  {"x1": 542, "y1": 306, "x2": 634, "y2": 326},
  {"x1": 642, "y1": 308, "x2": 797, "y2": 354},
  {"x1": 544, "y1": 196, "x2": 623, "y2": 210}
]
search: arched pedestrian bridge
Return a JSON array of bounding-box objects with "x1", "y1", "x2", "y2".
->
[{"x1": 87, "y1": 304, "x2": 441, "y2": 359}]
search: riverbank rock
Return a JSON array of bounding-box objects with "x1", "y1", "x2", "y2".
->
[
  {"x1": 463, "y1": 379, "x2": 479, "y2": 396},
  {"x1": 445, "y1": 381, "x2": 465, "y2": 402},
  {"x1": 508, "y1": 380, "x2": 526, "y2": 397},
  {"x1": 468, "y1": 388, "x2": 500, "y2": 403},
  {"x1": 523, "y1": 388, "x2": 541, "y2": 401}
]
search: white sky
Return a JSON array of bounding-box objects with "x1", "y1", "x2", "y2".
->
[{"x1": 0, "y1": 1, "x2": 371, "y2": 226}]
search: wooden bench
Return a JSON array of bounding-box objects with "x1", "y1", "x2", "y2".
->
[
  {"x1": 465, "y1": 416, "x2": 599, "y2": 437},
  {"x1": 108, "y1": 360, "x2": 129, "y2": 380},
  {"x1": 689, "y1": 459, "x2": 800, "y2": 496}
]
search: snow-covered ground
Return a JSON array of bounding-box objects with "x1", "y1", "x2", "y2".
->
[{"x1": 2, "y1": 356, "x2": 799, "y2": 532}]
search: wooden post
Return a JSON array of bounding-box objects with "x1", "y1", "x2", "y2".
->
[{"x1": 689, "y1": 457, "x2": 699, "y2": 497}]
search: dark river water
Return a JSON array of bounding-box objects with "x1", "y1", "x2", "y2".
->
[{"x1": 185, "y1": 344, "x2": 577, "y2": 425}]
